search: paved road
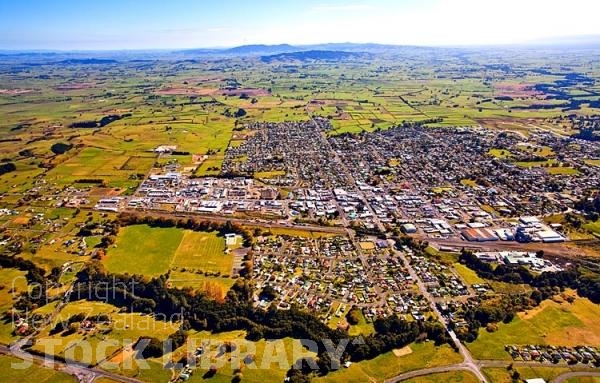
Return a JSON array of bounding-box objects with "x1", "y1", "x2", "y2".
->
[
  {"x1": 1, "y1": 343, "x2": 145, "y2": 383},
  {"x1": 553, "y1": 371, "x2": 600, "y2": 383},
  {"x1": 384, "y1": 356, "x2": 600, "y2": 382},
  {"x1": 384, "y1": 364, "x2": 479, "y2": 383}
]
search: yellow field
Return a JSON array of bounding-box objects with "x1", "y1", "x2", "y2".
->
[
  {"x1": 171, "y1": 230, "x2": 230, "y2": 274},
  {"x1": 314, "y1": 342, "x2": 462, "y2": 383},
  {"x1": 469, "y1": 292, "x2": 600, "y2": 360}
]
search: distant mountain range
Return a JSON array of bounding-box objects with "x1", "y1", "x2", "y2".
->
[
  {"x1": 178, "y1": 42, "x2": 424, "y2": 56},
  {"x1": 260, "y1": 50, "x2": 368, "y2": 62},
  {"x1": 2, "y1": 37, "x2": 600, "y2": 63}
]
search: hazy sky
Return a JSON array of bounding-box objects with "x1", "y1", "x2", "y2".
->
[{"x1": 1, "y1": 0, "x2": 599, "y2": 50}]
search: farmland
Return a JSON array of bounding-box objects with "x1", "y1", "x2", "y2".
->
[
  {"x1": 313, "y1": 342, "x2": 463, "y2": 383},
  {"x1": 0, "y1": 42, "x2": 600, "y2": 383},
  {"x1": 468, "y1": 293, "x2": 600, "y2": 360},
  {"x1": 30, "y1": 300, "x2": 179, "y2": 366},
  {"x1": 105, "y1": 225, "x2": 233, "y2": 284},
  {"x1": 402, "y1": 371, "x2": 479, "y2": 383},
  {"x1": 0, "y1": 355, "x2": 75, "y2": 383}
]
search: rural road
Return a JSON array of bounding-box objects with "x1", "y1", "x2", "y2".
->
[
  {"x1": 0, "y1": 343, "x2": 145, "y2": 383},
  {"x1": 384, "y1": 357, "x2": 600, "y2": 382},
  {"x1": 552, "y1": 371, "x2": 600, "y2": 383},
  {"x1": 383, "y1": 364, "x2": 481, "y2": 383}
]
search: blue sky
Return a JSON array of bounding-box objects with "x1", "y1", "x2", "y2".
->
[{"x1": 1, "y1": 0, "x2": 599, "y2": 50}]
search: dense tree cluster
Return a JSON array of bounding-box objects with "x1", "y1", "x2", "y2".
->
[
  {"x1": 68, "y1": 114, "x2": 131, "y2": 129},
  {"x1": 50, "y1": 142, "x2": 73, "y2": 155},
  {"x1": 575, "y1": 193, "x2": 600, "y2": 220},
  {"x1": 0, "y1": 162, "x2": 16, "y2": 176},
  {"x1": 459, "y1": 250, "x2": 600, "y2": 303}
]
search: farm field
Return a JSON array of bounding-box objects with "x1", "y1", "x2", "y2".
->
[
  {"x1": 402, "y1": 371, "x2": 479, "y2": 383},
  {"x1": 482, "y1": 366, "x2": 590, "y2": 383},
  {"x1": 0, "y1": 355, "x2": 76, "y2": 383},
  {"x1": 104, "y1": 225, "x2": 234, "y2": 290},
  {"x1": 31, "y1": 300, "x2": 179, "y2": 366},
  {"x1": 44, "y1": 147, "x2": 148, "y2": 190},
  {"x1": 468, "y1": 293, "x2": 600, "y2": 360},
  {"x1": 313, "y1": 342, "x2": 462, "y2": 383},
  {"x1": 0, "y1": 34, "x2": 600, "y2": 383},
  {"x1": 0, "y1": 268, "x2": 27, "y2": 344}
]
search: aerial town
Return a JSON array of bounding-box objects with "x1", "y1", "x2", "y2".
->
[{"x1": 2, "y1": 2, "x2": 600, "y2": 383}]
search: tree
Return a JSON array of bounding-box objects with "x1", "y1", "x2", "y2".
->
[
  {"x1": 50, "y1": 142, "x2": 73, "y2": 155},
  {"x1": 0, "y1": 162, "x2": 16, "y2": 176},
  {"x1": 139, "y1": 337, "x2": 164, "y2": 358},
  {"x1": 259, "y1": 285, "x2": 277, "y2": 301},
  {"x1": 346, "y1": 306, "x2": 362, "y2": 325}
]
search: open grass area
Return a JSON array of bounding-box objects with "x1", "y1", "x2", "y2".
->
[
  {"x1": 547, "y1": 166, "x2": 580, "y2": 175},
  {"x1": 514, "y1": 159, "x2": 558, "y2": 168},
  {"x1": 264, "y1": 227, "x2": 338, "y2": 238},
  {"x1": 171, "y1": 231, "x2": 229, "y2": 274},
  {"x1": 31, "y1": 300, "x2": 179, "y2": 366},
  {"x1": 402, "y1": 371, "x2": 479, "y2": 383},
  {"x1": 94, "y1": 379, "x2": 122, "y2": 383},
  {"x1": 105, "y1": 225, "x2": 235, "y2": 293},
  {"x1": 483, "y1": 366, "x2": 581, "y2": 383},
  {"x1": 106, "y1": 329, "x2": 310, "y2": 383},
  {"x1": 0, "y1": 355, "x2": 76, "y2": 383},
  {"x1": 313, "y1": 342, "x2": 462, "y2": 383},
  {"x1": 347, "y1": 309, "x2": 375, "y2": 337},
  {"x1": 583, "y1": 220, "x2": 600, "y2": 236},
  {"x1": 565, "y1": 377, "x2": 600, "y2": 383},
  {"x1": 106, "y1": 225, "x2": 231, "y2": 276},
  {"x1": 459, "y1": 179, "x2": 478, "y2": 188},
  {"x1": 0, "y1": 268, "x2": 28, "y2": 344},
  {"x1": 487, "y1": 281, "x2": 532, "y2": 295},
  {"x1": 253, "y1": 170, "x2": 286, "y2": 179},
  {"x1": 0, "y1": 268, "x2": 27, "y2": 311},
  {"x1": 468, "y1": 293, "x2": 600, "y2": 360},
  {"x1": 453, "y1": 263, "x2": 486, "y2": 286},
  {"x1": 105, "y1": 225, "x2": 184, "y2": 276}
]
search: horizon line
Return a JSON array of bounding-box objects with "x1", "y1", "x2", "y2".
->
[{"x1": 2, "y1": 38, "x2": 600, "y2": 53}]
